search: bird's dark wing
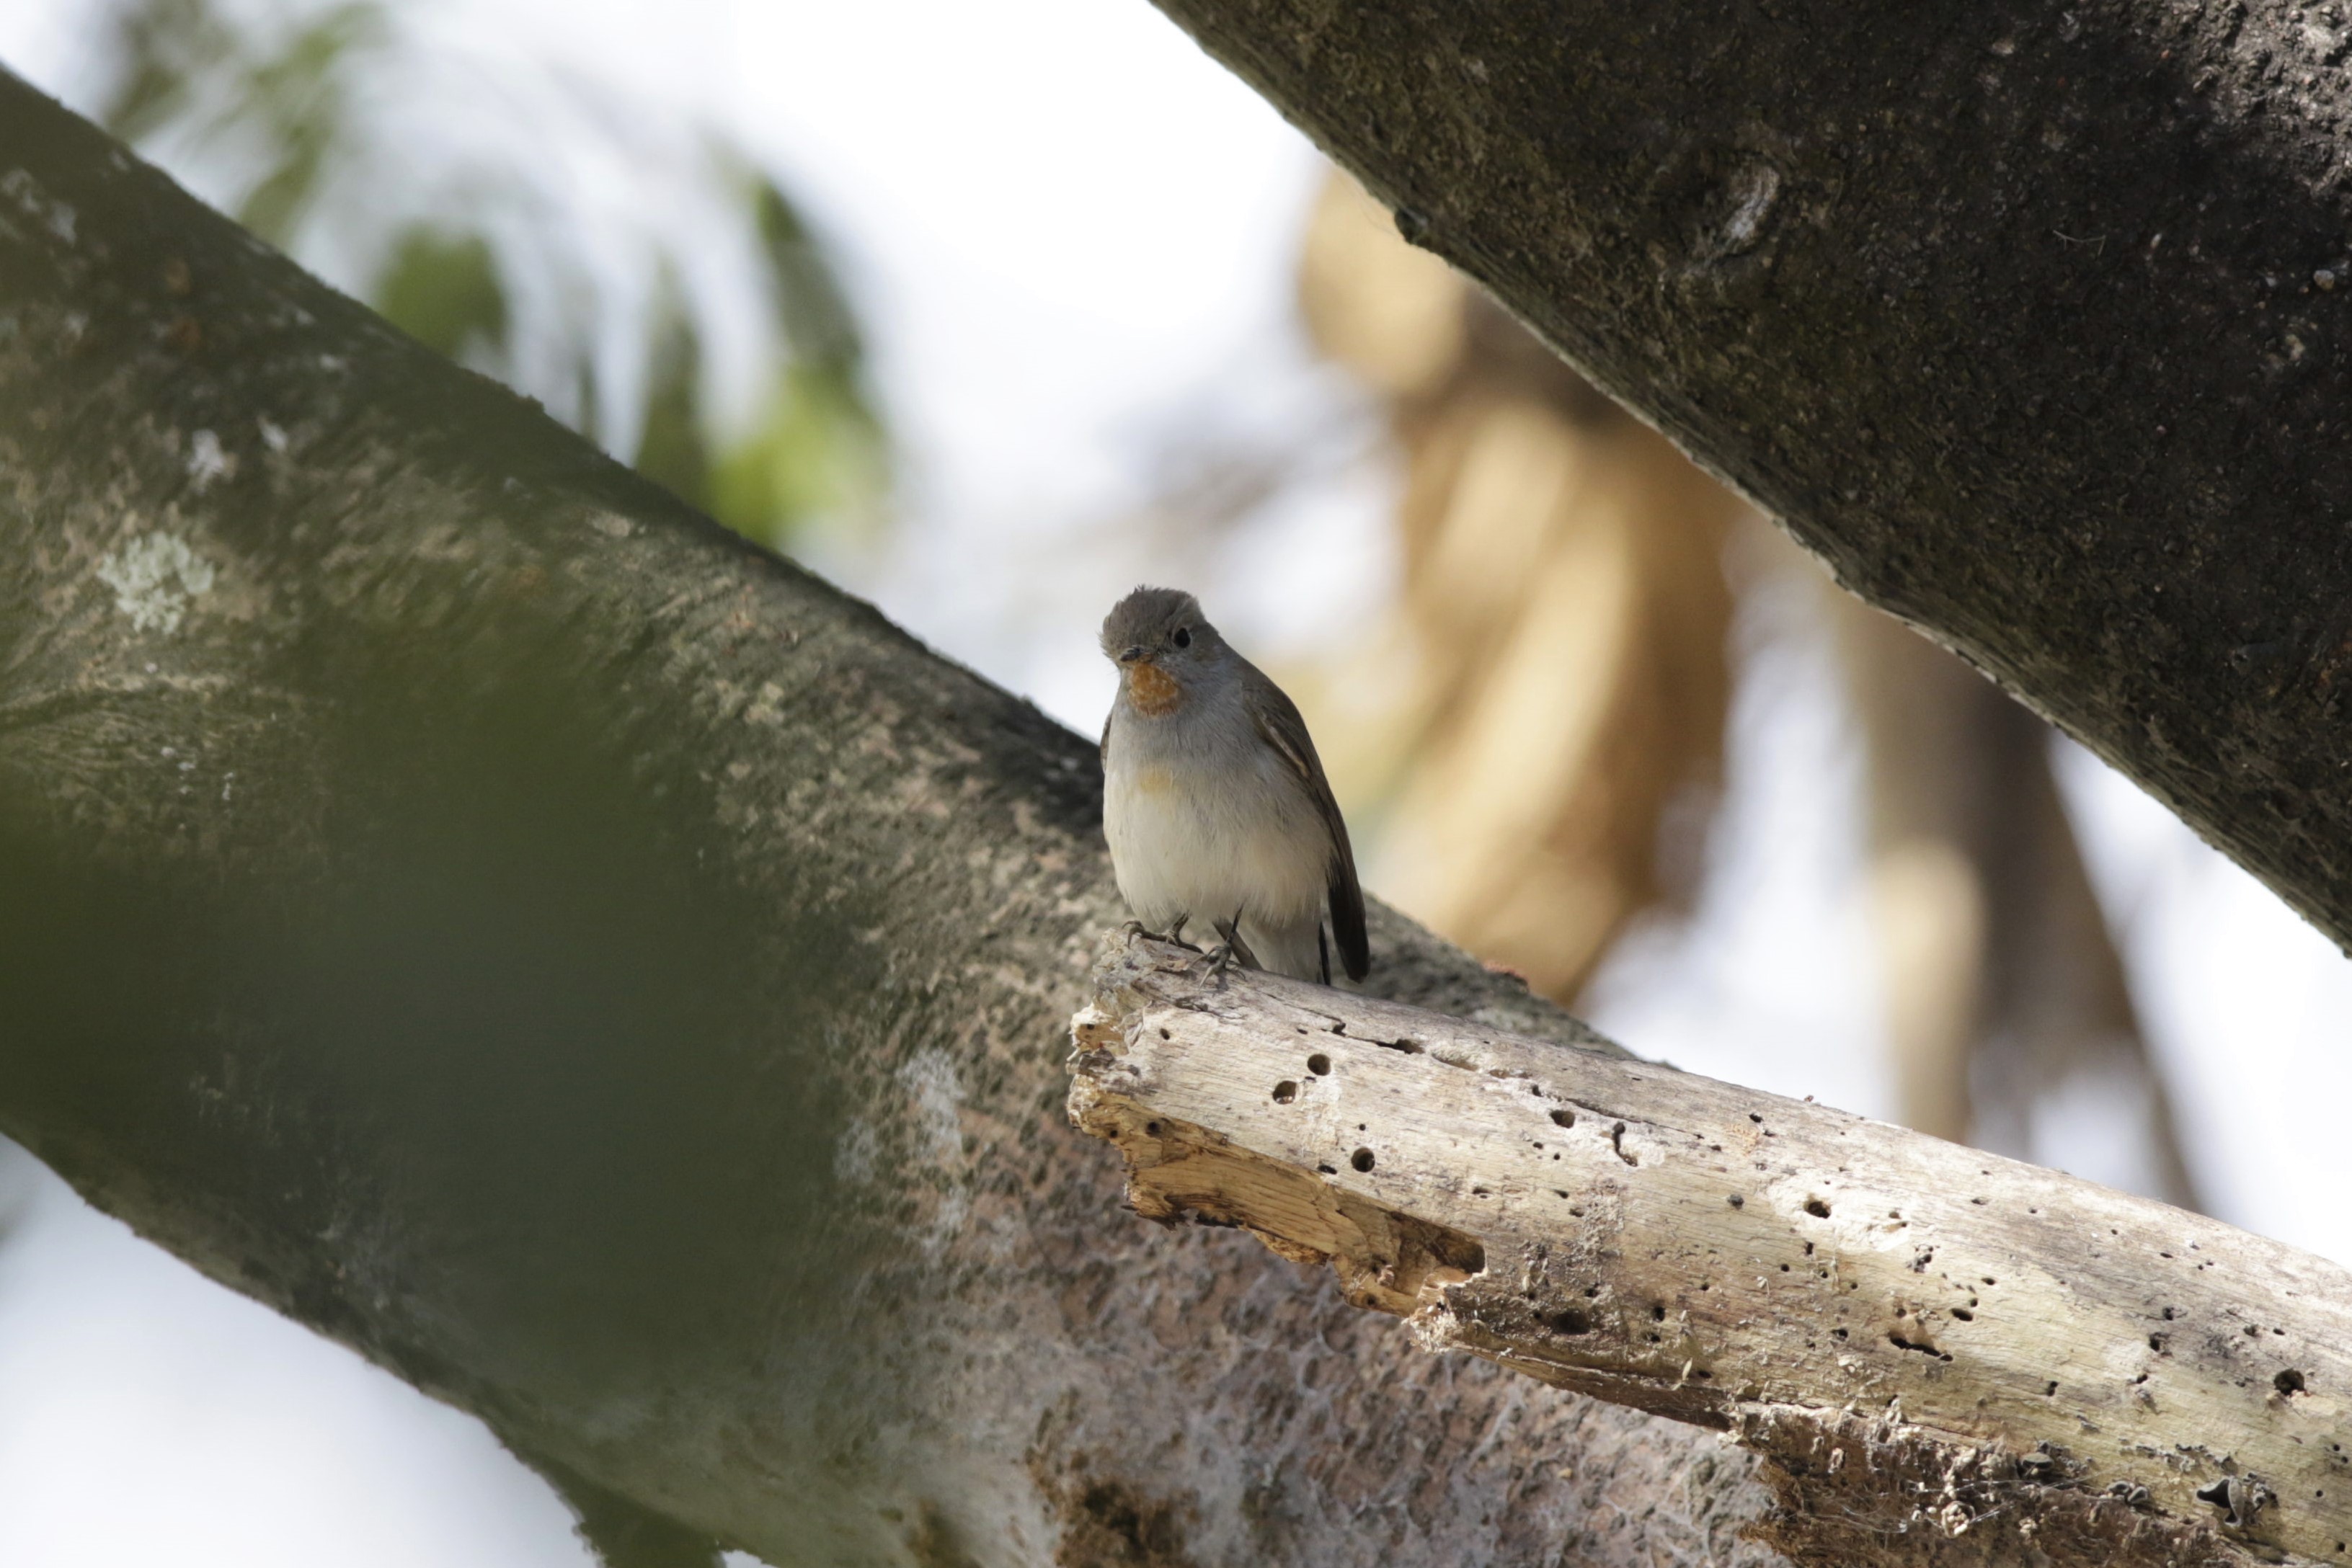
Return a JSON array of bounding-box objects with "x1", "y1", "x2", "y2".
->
[{"x1": 1244, "y1": 662, "x2": 1370, "y2": 982}]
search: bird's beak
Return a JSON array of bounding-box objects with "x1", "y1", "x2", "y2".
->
[{"x1": 1117, "y1": 645, "x2": 1148, "y2": 665}]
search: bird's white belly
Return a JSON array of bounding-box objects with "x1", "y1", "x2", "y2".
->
[{"x1": 1104, "y1": 757, "x2": 1327, "y2": 935}]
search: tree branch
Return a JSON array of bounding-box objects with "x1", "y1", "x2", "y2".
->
[
  {"x1": 1072, "y1": 936, "x2": 2352, "y2": 1568},
  {"x1": 0, "y1": 66, "x2": 1799, "y2": 1568},
  {"x1": 1144, "y1": 0, "x2": 2352, "y2": 955}
]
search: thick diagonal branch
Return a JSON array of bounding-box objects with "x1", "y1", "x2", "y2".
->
[
  {"x1": 0, "y1": 66, "x2": 1797, "y2": 1568},
  {"x1": 1072, "y1": 937, "x2": 2352, "y2": 1568}
]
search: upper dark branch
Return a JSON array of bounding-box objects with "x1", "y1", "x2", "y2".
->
[{"x1": 1147, "y1": 0, "x2": 2352, "y2": 953}]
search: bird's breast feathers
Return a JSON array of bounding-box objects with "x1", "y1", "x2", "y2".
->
[{"x1": 1104, "y1": 741, "x2": 1327, "y2": 930}]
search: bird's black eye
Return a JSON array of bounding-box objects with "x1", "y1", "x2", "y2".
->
[{"x1": 1173, "y1": 627, "x2": 1192, "y2": 649}]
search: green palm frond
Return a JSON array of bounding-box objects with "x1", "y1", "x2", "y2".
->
[{"x1": 89, "y1": 0, "x2": 889, "y2": 553}]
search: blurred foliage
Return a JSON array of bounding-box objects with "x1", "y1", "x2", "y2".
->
[
  {"x1": 89, "y1": 0, "x2": 888, "y2": 553},
  {"x1": 711, "y1": 178, "x2": 888, "y2": 545},
  {"x1": 634, "y1": 269, "x2": 712, "y2": 515},
  {"x1": 374, "y1": 226, "x2": 508, "y2": 364}
]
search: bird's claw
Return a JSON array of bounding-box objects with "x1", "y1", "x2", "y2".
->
[
  {"x1": 1197, "y1": 917, "x2": 1260, "y2": 984},
  {"x1": 1120, "y1": 915, "x2": 1207, "y2": 954}
]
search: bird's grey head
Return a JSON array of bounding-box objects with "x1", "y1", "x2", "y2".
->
[{"x1": 1101, "y1": 587, "x2": 1225, "y2": 710}]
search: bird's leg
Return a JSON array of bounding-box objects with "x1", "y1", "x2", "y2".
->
[
  {"x1": 1165, "y1": 913, "x2": 1203, "y2": 953},
  {"x1": 1202, "y1": 912, "x2": 1261, "y2": 981},
  {"x1": 1222, "y1": 906, "x2": 1261, "y2": 969}
]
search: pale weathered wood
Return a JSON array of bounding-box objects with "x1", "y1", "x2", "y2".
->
[{"x1": 1070, "y1": 935, "x2": 2352, "y2": 1567}]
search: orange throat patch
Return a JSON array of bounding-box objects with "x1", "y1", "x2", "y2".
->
[{"x1": 1124, "y1": 660, "x2": 1184, "y2": 716}]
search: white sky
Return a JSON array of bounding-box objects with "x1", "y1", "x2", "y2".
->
[{"x1": 1, "y1": 1, "x2": 2349, "y2": 1563}]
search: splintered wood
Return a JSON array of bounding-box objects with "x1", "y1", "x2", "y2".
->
[{"x1": 1069, "y1": 936, "x2": 2352, "y2": 1567}]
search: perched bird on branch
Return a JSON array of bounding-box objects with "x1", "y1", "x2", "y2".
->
[{"x1": 1099, "y1": 586, "x2": 1369, "y2": 985}]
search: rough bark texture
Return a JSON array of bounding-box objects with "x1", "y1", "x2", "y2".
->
[
  {"x1": 1145, "y1": 0, "x2": 2352, "y2": 956},
  {"x1": 1073, "y1": 937, "x2": 2352, "y2": 1568},
  {"x1": 0, "y1": 68, "x2": 1797, "y2": 1568}
]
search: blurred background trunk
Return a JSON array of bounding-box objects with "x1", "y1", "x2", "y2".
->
[
  {"x1": 1297, "y1": 169, "x2": 2199, "y2": 1208},
  {"x1": 1829, "y1": 592, "x2": 2198, "y2": 1205},
  {"x1": 1297, "y1": 174, "x2": 1740, "y2": 1000}
]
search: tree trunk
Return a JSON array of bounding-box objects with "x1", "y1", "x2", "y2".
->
[
  {"x1": 1829, "y1": 591, "x2": 2201, "y2": 1208},
  {"x1": 0, "y1": 68, "x2": 1793, "y2": 1568},
  {"x1": 1145, "y1": 0, "x2": 2352, "y2": 957},
  {"x1": 1295, "y1": 169, "x2": 1742, "y2": 1002},
  {"x1": 1073, "y1": 937, "x2": 2340, "y2": 1568}
]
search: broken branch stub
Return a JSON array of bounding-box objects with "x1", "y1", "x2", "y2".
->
[{"x1": 1069, "y1": 936, "x2": 2352, "y2": 1567}]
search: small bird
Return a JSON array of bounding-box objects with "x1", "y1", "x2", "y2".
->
[{"x1": 1099, "y1": 586, "x2": 1369, "y2": 985}]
